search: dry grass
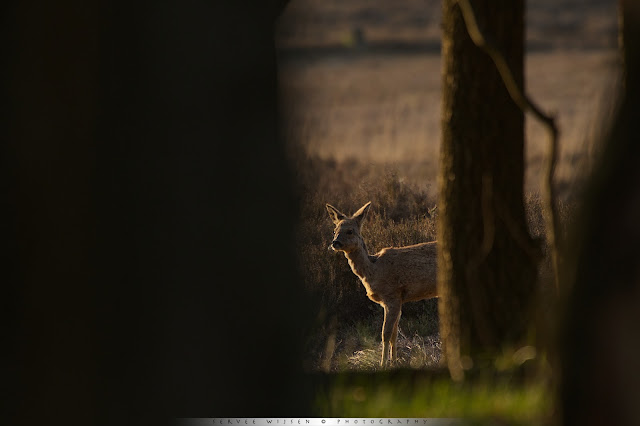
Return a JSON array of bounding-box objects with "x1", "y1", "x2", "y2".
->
[
  {"x1": 280, "y1": 50, "x2": 619, "y2": 198},
  {"x1": 345, "y1": 331, "x2": 443, "y2": 371},
  {"x1": 293, "y1": 155, "x2": 569, "y2": 372}
]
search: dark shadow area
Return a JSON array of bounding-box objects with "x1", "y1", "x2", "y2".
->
[
  {"x1": 560, "y1": 5, "x2": 640, "y2": 425},
  {"x1": 4, "y1": 1, "x2": 312, "y2": 424}
]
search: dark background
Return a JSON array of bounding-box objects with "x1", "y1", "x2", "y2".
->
[{"x1": 4, "y1": 1, "x2": 311, "y2": 423}]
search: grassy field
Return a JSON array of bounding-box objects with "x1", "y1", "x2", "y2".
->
[
  {"x1": 276, "y1": 0, "x2": 617, "y2": 51},
  {"x1": 280, "y1": 50, "x2": 619, "y2": 199},
  {"x1": 276, "y1": 1, "x2": 619, "y2": 420},
  {"x1": 313, "y1": 370, "x2": 552, "y2": 422},
  {"x1": 282, "y1": 48, "x2": 616, "y2": 374}
]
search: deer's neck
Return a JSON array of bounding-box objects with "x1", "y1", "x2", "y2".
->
[{"x1": 344, "y1": 239, "x2": 375, "y2": 283}]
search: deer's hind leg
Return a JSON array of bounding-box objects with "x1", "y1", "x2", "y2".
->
[{"x1": 381, "y1": 301, "x2": 402, "y2": 367}]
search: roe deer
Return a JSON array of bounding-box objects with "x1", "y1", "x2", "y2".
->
[{"x1": 326, "y1": 201, "x2": 437, "y2": 367}]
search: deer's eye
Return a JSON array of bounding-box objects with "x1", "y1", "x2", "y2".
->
[{"x1": 346, "y1": 230, "x2": 353, "y2": 235}]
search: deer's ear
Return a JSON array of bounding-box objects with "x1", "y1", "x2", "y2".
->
[
  {"x1": 326, "y1": 204, "x2": 347, "y2": 225},
  {"x1": 352, "y1": 201, "x2": 372, "y2": 227}
]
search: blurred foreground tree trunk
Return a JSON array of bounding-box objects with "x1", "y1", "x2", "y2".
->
[
  {"x1": 560, "y1": 3, "x2": 640, "y2": 425},
  {"x1": 4, "y1": 1, "x2": 308, "y2": 424},
  {"x1": 619, "y1": 0, "x2": 638, "y2": 89},
  {"x1": 438, "y1": 0, "x2": 540, "y2": 380}
]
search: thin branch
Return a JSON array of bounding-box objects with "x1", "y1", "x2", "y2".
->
[
  {"x1": 455, "y1": 0, "x2": 561, "y2": 291},
  {"x1": 468, "y1": 174, "x2": 495, "y2": 272},
  {"x1": 465, "y1": 174, "x2": 498, "y2": 351}
]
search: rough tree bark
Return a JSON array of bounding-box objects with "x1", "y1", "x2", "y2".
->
[{"x1": 438, "y1": 0, "x2": 540, "y2": 381}]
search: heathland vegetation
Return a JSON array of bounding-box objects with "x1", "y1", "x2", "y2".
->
[{"x1": 292, "y1": 154, "x2": 571, "y2": 371}]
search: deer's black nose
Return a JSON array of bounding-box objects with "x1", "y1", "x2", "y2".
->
[{"x1": 331, "y1": 240, "x2": 343, "y2": 249}]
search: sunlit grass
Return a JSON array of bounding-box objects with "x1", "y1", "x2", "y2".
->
[{"x1": 327, "y1": 306, "x2": 441, "y2": 372}]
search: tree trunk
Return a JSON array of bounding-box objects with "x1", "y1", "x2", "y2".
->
[
  {"x1": 4, "y1": 1, "x2": 307, "y2": 423},
  {"x1": 619, "y1": 0, "x2": 639, "y2": 90},
  {"x1": 438, "y1": 0, "x2": 539, "y2": 380},
  {"x1": 560, "y1": 4, "x2": 640, "y2": 425}
]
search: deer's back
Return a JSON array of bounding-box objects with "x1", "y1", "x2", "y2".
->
[{"x1": 372, "y1": 241, "x2": 437, "y2": 302}]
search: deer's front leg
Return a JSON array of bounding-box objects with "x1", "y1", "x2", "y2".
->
[
  {"x1": 390, "y1": 306, "x2": 402, "y2": 362},
  {"x1": 381, "y1": 301, "x2": 402, "y2": 367}
]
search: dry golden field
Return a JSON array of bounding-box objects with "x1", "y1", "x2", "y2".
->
[
  {"x1": 280, "y1": 50, "x2": 619, "y2": 199},
  {"x1": 278, "y1": 0, "x2": 619, "y2": 197}
]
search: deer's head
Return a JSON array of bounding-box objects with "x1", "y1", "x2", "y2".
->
[{"x1": 325, "y1": 202, "x2": 371, "y2": 253}]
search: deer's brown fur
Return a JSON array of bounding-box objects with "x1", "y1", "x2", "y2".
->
[{"x1": 326, "y1": 201, "x2": 437, "y2": 367}]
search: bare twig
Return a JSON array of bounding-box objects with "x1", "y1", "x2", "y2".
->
[
  {"x1": 455, "y1": 0, "x2": 561, "y2": 291},
  {"x1": 468, "y1": 174, "x2": 495, "y2": 271},
  {"x1": 465, "y1": 174, "x2": 497, "y2": 351}
]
